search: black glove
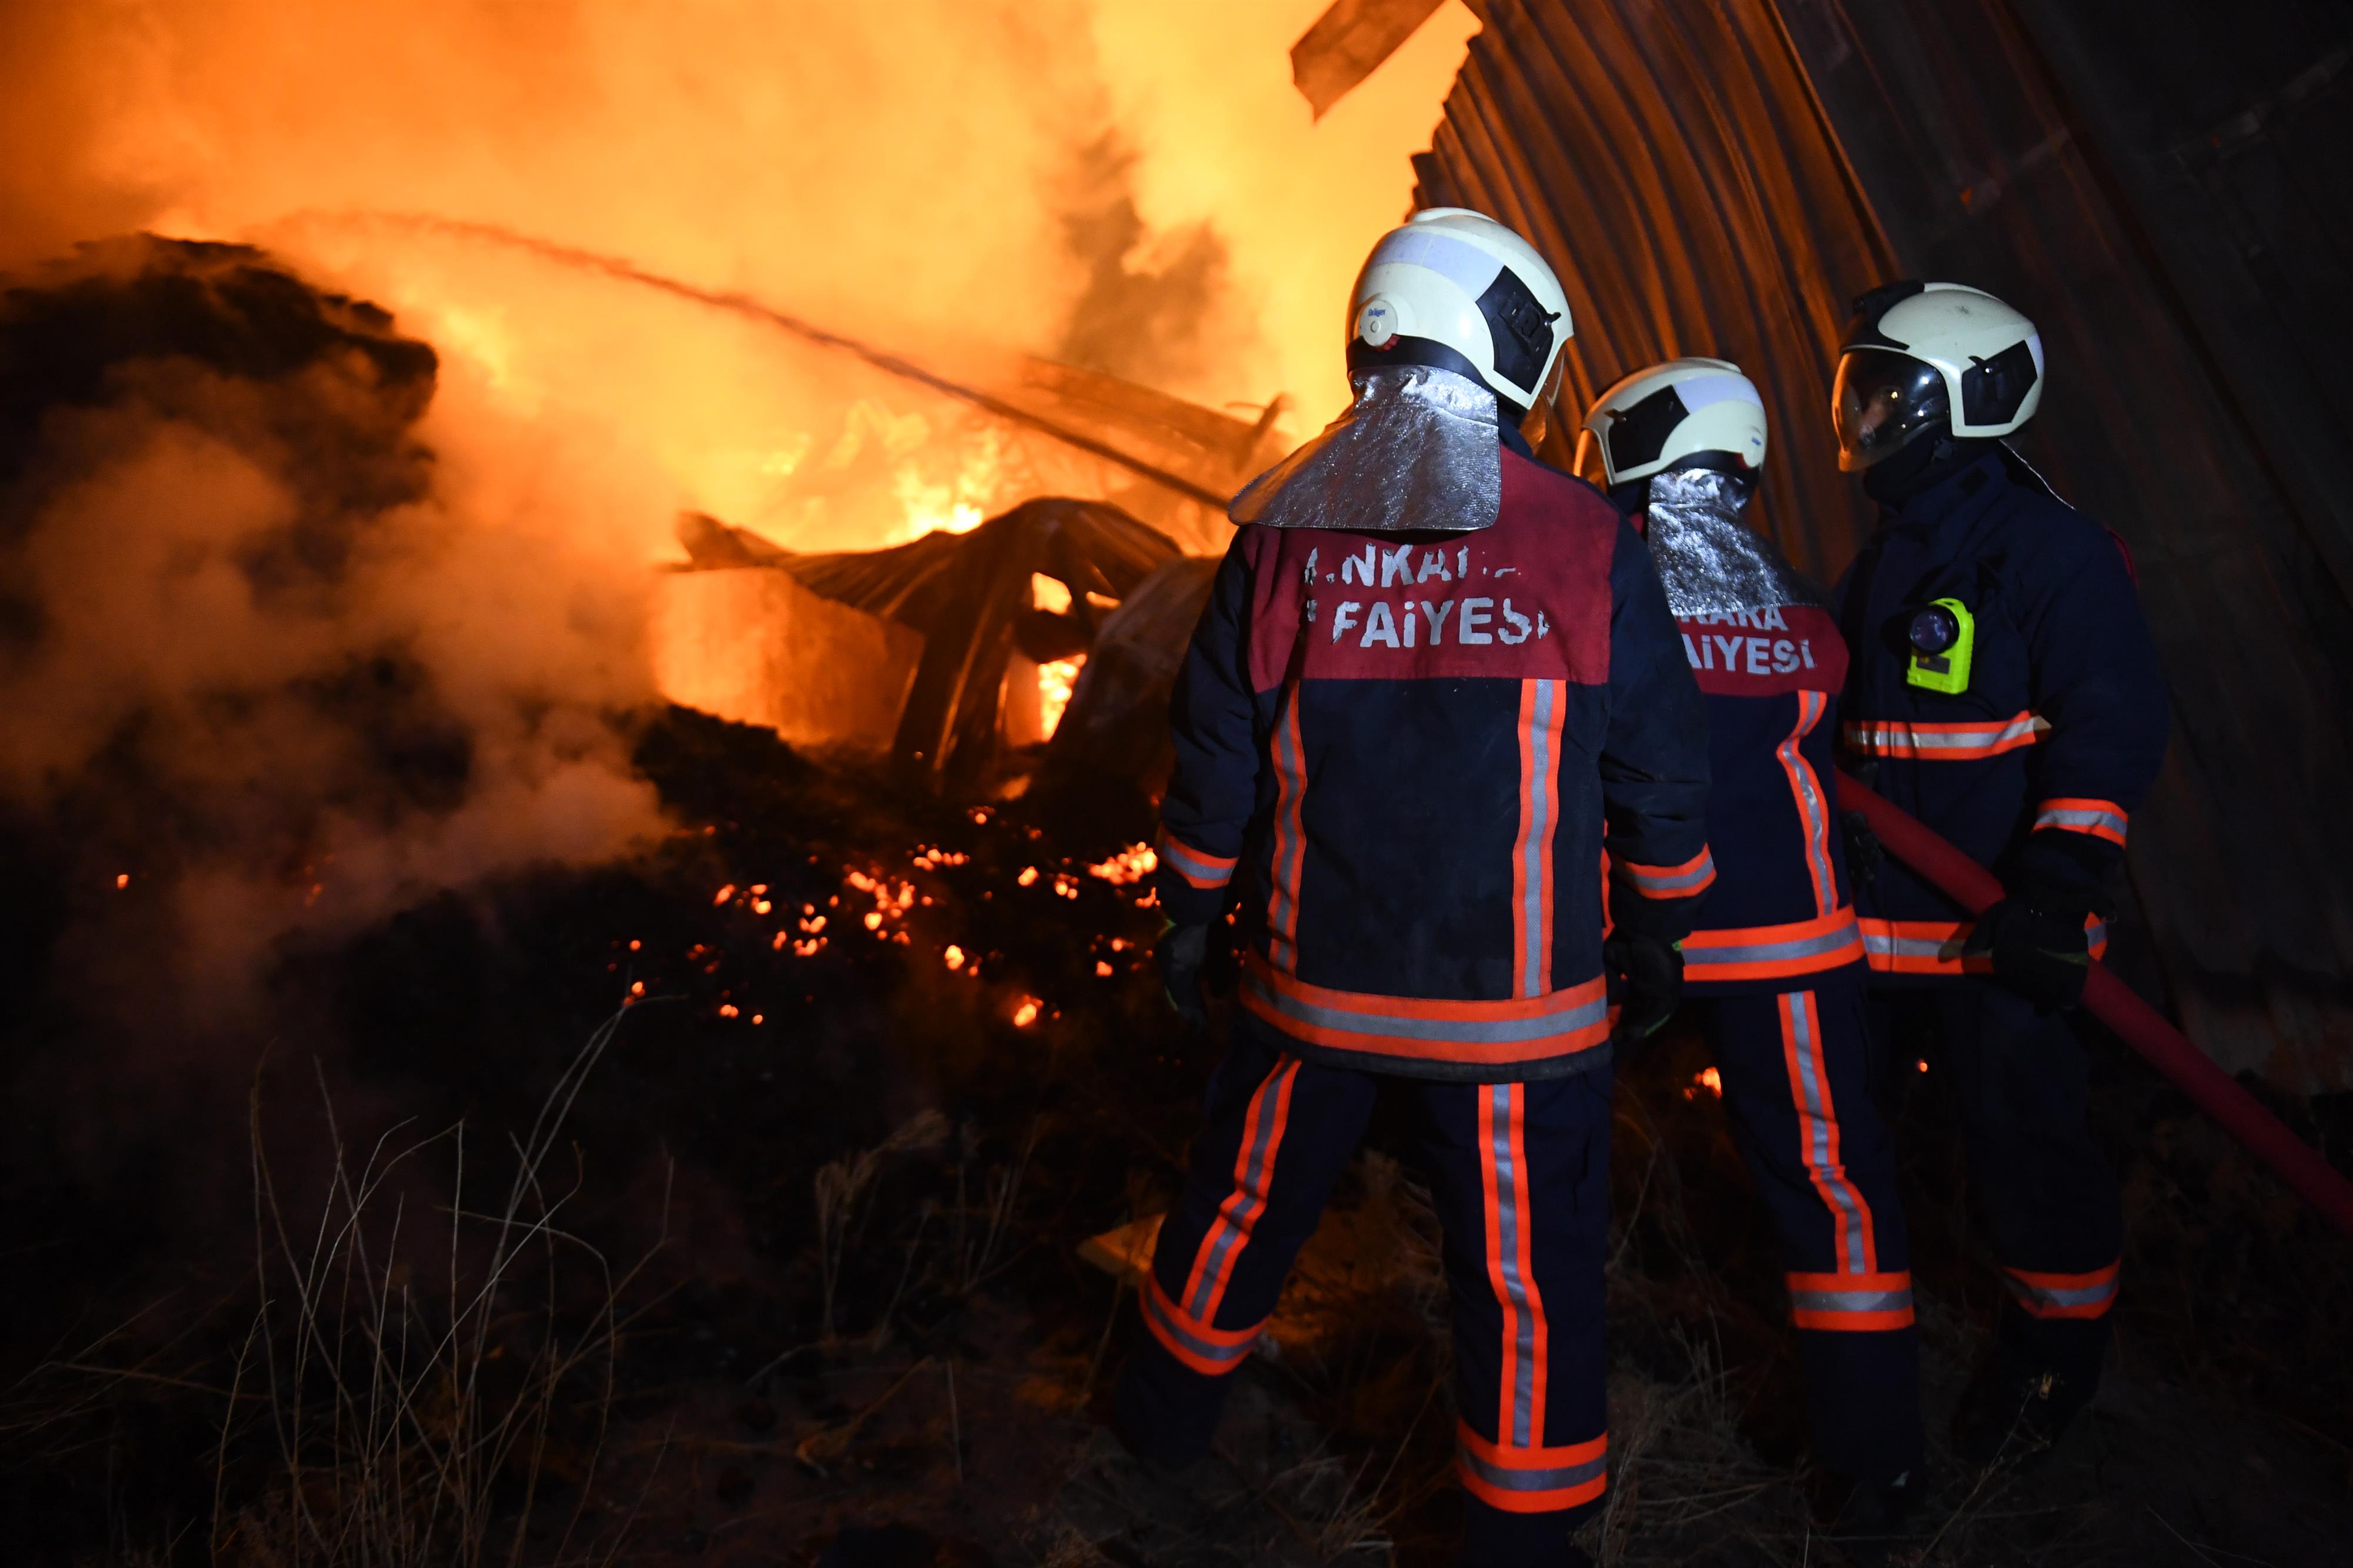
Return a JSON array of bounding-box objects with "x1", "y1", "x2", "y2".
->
[
  {"x1": 1156, "y1": 920, "x2": 1211, "y2": 1031},
  {"x1": 1605, "y1": 932, "x2": 1684, "y2": 1046},
  {"x1": 1963, "y1": 885, "x2": 2097, "y2": 1011}
]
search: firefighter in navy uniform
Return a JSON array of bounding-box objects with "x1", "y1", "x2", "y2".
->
[
  {"x1": 1115, "y1": 209, "x2": 1712, "y2": 1568},
  {"x1": 1829, "y1": 282, "x2": 2169, "y2": 1467},
  {"x1": 1578, "y1": 360, "x2": 1922, "y2": 1526}
]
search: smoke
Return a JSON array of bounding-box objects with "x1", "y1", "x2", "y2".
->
[
  {"x1": 0, "y1": 236, "x2": 664, "y2": 1032},
  {"x1": 0, "y1": 0, "x2": 1479, "y2": 1023}
]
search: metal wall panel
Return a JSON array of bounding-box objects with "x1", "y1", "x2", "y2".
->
[{"x1": 1419, "y1": 0, "x2": 2353, "y2": 1086}]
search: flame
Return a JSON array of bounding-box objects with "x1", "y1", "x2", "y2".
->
[{"x1": 1039, "y1": 656, "x2": 1084, "y2": 738}]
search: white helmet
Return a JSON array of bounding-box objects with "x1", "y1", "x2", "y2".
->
[
  {"x1": 1348, "y1": 208, "x2": 1572, "y2": 419},
  {"x1": 1833, "y1": 281, "x2": 2043, "y2": 471},
  {"x1": 1577, "y1": 357, "x2": 1767, "y2": 490}
]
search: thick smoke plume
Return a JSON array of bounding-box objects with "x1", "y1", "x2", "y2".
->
[{"x1": 0, "y1": 236, "x2": 664, "y2": 1027}]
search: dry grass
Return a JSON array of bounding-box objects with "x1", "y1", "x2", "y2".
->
[{"x1": 206, "y1": 1010, "x2": 669, "y2": 1567}]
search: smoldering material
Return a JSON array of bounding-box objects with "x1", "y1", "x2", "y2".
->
[
  {"x1": 1642, "y1": 468, "x2": 1825, "y2": 616},
  {"x1": 1229, "y1": 364, "x2": 1502, "y2": 533}
]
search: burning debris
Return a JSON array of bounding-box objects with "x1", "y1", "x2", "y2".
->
[{"x1": 659, "y1": 496, "x2": 1189, "y2": 795}]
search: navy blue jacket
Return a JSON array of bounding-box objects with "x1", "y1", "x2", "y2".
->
[
  {"x1": 1153, "y1": 443, "x2": 1713, "y2": 1082},
  {"x1": 1832, "y1": 451, "x2": 2169, "y2": 980},
  {"x1": 1672, "y1": 599, "x2": 1865, "y2": 993}
]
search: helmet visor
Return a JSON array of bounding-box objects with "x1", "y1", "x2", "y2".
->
[{"x1": 1833, "y1": 349, "x2": 1948, "y2": 472}]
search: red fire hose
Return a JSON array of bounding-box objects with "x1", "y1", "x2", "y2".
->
[{"x1": 1836, "y1": 770, "x2": 2353, "y2": 1242}]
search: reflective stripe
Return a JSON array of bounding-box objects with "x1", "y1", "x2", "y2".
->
[
  {"x1": 1179, "y1": 1057, "x2": 1299, "y2": 1322},
  {"x1": 1616, "y1": 845, "x2": 1718, "y2": 898},
  {"x1": 1156, "y1": 829, "x2": 1237, "y2": 890},
  {"x1": 1777, "y1": 690, "x2": 1838, "y2": 915},
  {"x1": 1682, "y1": 909, "x2": 1864, "y2": 983},
  {"x1": 1265, "y1": 686, "x2": 1307, "y2": 972},
  {"x1": 1841, "y1": 709, "x2": 2048, "y2": 759},
  {"x1": 1241, "y1": 956, "x2": 1609, "y2": 1067},
  {"x1": 1457, "y1": 1422, "x2": 1607, "y2": 1513},
  {"x1": 2002, "y1": 1260, "x2": 2119, "y2": 1320},
  {"x1": 1512, "y1": 680, "x2": 1565, "y2": 999},
  {"x1": 1859, "y1": 915, "x2": 2108, "y2": 977},
  {"x1": 1481, "y1": 1085, "x2": 1548, "y2": 1447},
  {"x1": 2034, "y1": 796, "x2": 2129, "y2": 847},
  {"x1": 1142, "y1": 1273, "x2": 1261, "y2": 1374},
  {"x1": 1787, "y1": 1269, "x2": 1915, "y2": 1330},
  {"x1": 1781, "y1": 990, "x2": 1875, "y2": 1275}
]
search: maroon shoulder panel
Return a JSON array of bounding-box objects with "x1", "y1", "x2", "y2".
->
[
  {"x1": 1242, "y1": 451, "x2": 1618, "y2": 691},
  {"x1": 1679, "y1": 604, "x2": 1847, "y2": 696}
]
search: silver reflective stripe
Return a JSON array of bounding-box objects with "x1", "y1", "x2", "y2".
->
[
  {"x1": 1162, "y1": 839, "x2": 1231, "y2": 883},
  {"x1": 1689, "y1": 923, "x2": 1858, "y2": 969},
  {"x1": 1787, "y1": 995, "x2": 1868, "y2": 1268},
  {"x1": 2005, "y1": 1275, "x2": 2116, "y2": 1311},
  {"x1": 1520, "y1": 682, "x2": 1557, "y2": 999},
  {"x1": 1626, "y1": 853, "x2": 1714, "y2": 892},
  {"x1": 1861, "y1": 929, "x2": 1962, "y2": 960},
  {"x1": 1488, "y1": 1086, "x2": 1539, "y2": 1445},
  {"x1": 1246, "y1": 975, "x2": 1609, "y2": 1045},
  {"x1": 1785, "y1": 695, "x2": 1835, "y2": 912},
  {"x1": 1147, "y1": 1288, "x2": 1250, "y2": 1365},
  {"x1": 1460, "y1": 1446, "x2": 1607, "y2": 1494},
  {"x1": 1186, "y1": 1066, "x2": 1288, "y2": 1318},
  {"x1": 1791, "y1": 1287, "x2": 1913, "y2": 1315},
  {"x1": 1844, "y1": 715, "x2": 2048, "y2": 753},
  {"x1": 1367, "y1": 227, "x2": 1504, "y2": 296},
  {"x1": 2035, "y1": 805, "x2": 2127, "y2": 840}
]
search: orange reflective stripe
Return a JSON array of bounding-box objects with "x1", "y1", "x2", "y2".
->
[
  {"x1": 1240, "y1": 956, "x2": 1609, "y2": 1068},
  {"x1": 1142, "y1": 1273, "x2": 1263, "y2": 1374},
  {"x1": 1511, "y1": 680, "x2": 1567, "y2": 999},
  {"x1": 1265, "y1": 685, "x2": 1307, "y2": 972},
  {"x1": 1681, "y1": 909, "x2": 1864, "y2": 983},
  {"x1": 1457, "y1": 1422, "x2": 1607, "y2": 1513},
  {"x1": 1155, "y1": 829, "x2": 1238, "y2": 889},
  {"x1": 2002, "y1": 1260, "x2": 2119, "y2": 1320},
  {"x1": 1777, "y1": 689, "x2": 1838, "y2": 915},
  {"x1": 1178, "y1": 1057, "x2": 1299, "y2": 1325},
  {"x1": 1480, "y1": 1084, "x2": 1549, "y2": 1449},
  {"x1": 1787, "y1": 1269, "x2": 1915, "y2": 1330},
  {"x1": 1841, "y1": 709, "x2": 2048, "y2": 760},
  {"x1": 1615, "y1": 845, "x2": 1717, "y2": 898},
  {"x1": 1779, "y1": 990, "x2": 1878, "y2": 1276},
  {"x1": 2034, "y1": 796, "x2": 2128, "y2": 846},
  {"x1": 1859, "y1": 915, "x2": 2108, "y2": 976}
]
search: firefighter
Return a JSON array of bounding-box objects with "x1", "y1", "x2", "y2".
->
[
  {"x1": 1578, "y1": 358, "x2": 1922, "y2": 1524},
  {"x1": 1830, "y1": 282, "x2": 2169, "y2": 1467},
  {"x1": 1117, "y1": 208, "x2": 1711, "y2": 1567}
]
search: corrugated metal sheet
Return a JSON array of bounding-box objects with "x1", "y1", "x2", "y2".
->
[
  {"x1": 1411, "y1": 0, "x2": 1892, "y2": 581},
  {"x1": 1418, "y1": 0, "x2": 2353, "y2": 1087}
]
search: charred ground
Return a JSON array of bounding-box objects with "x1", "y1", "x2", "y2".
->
[{"x1": 2, "y1": 706, "x2": 2348, "y2": 1567}]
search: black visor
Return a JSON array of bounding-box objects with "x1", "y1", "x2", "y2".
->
[{"x1": 1832, "y1": 349, "x2": 1948, "y2": 473}]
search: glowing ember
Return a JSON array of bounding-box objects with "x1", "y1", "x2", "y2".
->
[
  {"x1": 863, "y1": 910, "x2": 884, "y2": 931},
  {"x1": 1087, "y1": 843, "x2": 1157, "y2": 885},
  {"x1": 1012, "y1": 998, "x2": 1041, "y2": 1027},
  {"x1": 1017, "y1": 866, "x2": 1039, "y2": 887},
  {"x1": 630, "y1": 980, "x2": 646, "y2": 996},
  {"x1": 629, "y1": 939, "x2": 642, "y2": 952},
  {"x1": 772, "y1": 931, "x2": 788, "y2": 950},
  {"x1": 718, "y1": 1003, "x2": 739, "y2": 1018},
  {"x1": 944, "y1": 944, "x2": 966, "y2": 970},
  {"x1": 1039, "y1": 656, "x2": 1084, "y2": 739},
  {"x1": 1095, "y1": 960, "x2": 1114, "y2": 977},
  {"x1": 1696, "y1": 1066, "x2": 1722, "y2": 1097},
  {"x1": 1918, "y1": 1059, "x2": 1930, "y2": 1074},
  {"x1": 713, "y1": 884, "x2": 736, "y2": 906},
  {"x1": 114, "y1": 873, "x2": 131, "y2": 889},
  {"x1": 751, "y1": 1013, "x2": 764, "y2": 1026}
]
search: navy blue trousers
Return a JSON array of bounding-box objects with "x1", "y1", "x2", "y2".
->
[
  {"x1": 1872, "y1": 983, "x2": 2122, "y2": 1384},
  {"x1": 1117, "y1": 1025, "x2": 1612, "y2": 1561},
  {"x1": 1694, "y1": 976, "x2": 1923, "y2": 1479}
]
